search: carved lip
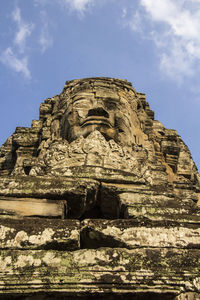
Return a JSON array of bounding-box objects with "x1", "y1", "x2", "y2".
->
[{"x1": 81, "y1": 116, "x2": 112, "y2": 127}]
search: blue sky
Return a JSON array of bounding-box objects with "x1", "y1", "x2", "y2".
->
[{"x1": 0, "y1": 0, "x2": 200, "y2": 170}]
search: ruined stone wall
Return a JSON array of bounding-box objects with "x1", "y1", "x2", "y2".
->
[{"x1": 0, "y1": 78, "x2": 200, "y2": 299}]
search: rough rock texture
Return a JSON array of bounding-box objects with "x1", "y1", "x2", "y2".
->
[{"x1": 0, "y1": 77, "x2": 200, "y2": 299}]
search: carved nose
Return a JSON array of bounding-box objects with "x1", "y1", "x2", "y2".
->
[{"x1": 87, "y1": 107, "x2": 109, "y2": 118}]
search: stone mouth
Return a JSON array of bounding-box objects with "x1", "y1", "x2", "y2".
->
[{"x1": 81, "y1": 117, "x2": 112, "y2": 127}]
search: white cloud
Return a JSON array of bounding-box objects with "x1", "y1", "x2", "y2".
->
[
  {"x1": 0, "y1": 47, "x2": 31, "y2": 79},
  {"x1": 35, "y1": 0, "x2": 94, "y2": 15},
  {"x1": 140, "y1": 0, "x2": 200, "y2": 40},
  {"x1": 61, "y1": 0, "x2": 93, "y2": 13},
  {"x1": 0, "y1": 6, "x2": 33, "y2": 79},
  {"x1": 39, "y1": 30, "x2": 53, "y2": 53},
  {"x1": 160, "y1": 41, "x2": 194, "y2": 81},
  {"x1": 121, "y1": 8, "x2": 127, "y2": 19},
  {"x1": 125, "y1": 0, "x2": 200, "y2": 81},
  {"x1": 12, "y1": 7, "x2": 34, "y2": 53},
  {"x1": 39, "y1": 11, "x2": 53, "y2": 53},
  {"x1": 128, "y1": 11, "x2": 143, "y2": 33}
]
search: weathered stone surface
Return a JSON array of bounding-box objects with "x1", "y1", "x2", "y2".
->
[
  {"x1": 0, "y1": 219, "x2": 80, "y2": 250},
  {"x1": 2, "y1": 77, "x2": 199, "y2": 188},
  {"x1": 100, "y1": 182, "x2": 200, "y2": 222},
  {"x1": 0, "y1": 77, "x2": 200, "y2": 298},
  {"x1": 0, "y1": 197, "x2": 64, "y2": 218},
  {"x1": 81, "y1": 219, "x2": 200, "y2": 249},
  {"x1": 0, "y1": 176, "x2": 99, "y2": 218},
  {"x1": 0, "y1": 248, "x2": 200, "y2": 295},
  {"x1": 175, "y1": 293, "x2": 200, "y2": 300}
]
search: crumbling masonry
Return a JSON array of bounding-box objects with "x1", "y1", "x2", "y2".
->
[{"x1": 0, "y1": 77, "x2": 200, "y2": 299}]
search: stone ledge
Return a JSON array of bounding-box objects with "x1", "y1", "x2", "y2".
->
[
  {"x1": 0, "y1": 248, "x2": 199, "y2": 295},
  {"x1": 1, "y1": 218, "x2": 200, "y2": 250}
]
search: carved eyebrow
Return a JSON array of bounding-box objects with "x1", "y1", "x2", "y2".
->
[
  {"x1": 72, "y1": 97, "x2": 92, "y2": 104},
  {"x1": 104, "y1": 97, "x2": 119, "y2": 102}
]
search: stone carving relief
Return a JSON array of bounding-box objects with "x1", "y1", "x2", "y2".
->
[
  {"x1": 0, "y1": 78, "x2": 200, "y2": 298},
  {"x1": 60, "y1": 89, "x2": 142, "y2": 147},
  {"x1": 0, "y1": 77, "x2": 199, "y2": 193}
]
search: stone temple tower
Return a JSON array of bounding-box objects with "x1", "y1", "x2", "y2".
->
[{"x1": 0, "y1": 77, "x2": 200, "y2": 299}]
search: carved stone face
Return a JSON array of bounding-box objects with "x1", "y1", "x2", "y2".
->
[{"x1": 61, "y1": 89, "x2": 139, "y2": 147}]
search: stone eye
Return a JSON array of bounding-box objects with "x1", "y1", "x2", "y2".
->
[{"x1": 105, "y1": 101, "x2": 116, "y2": 110}]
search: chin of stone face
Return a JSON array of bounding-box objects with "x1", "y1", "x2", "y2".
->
[{"x1": 0, "y1": 77, "x2": 200, "y2": 299}]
